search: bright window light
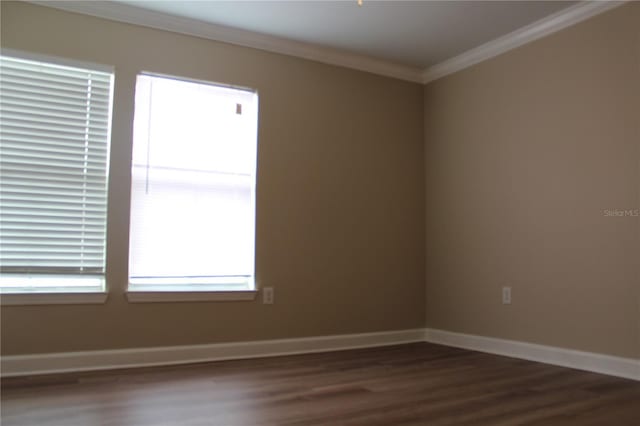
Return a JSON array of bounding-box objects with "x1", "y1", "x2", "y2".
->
[{"x1": 128, "y1": 74, "x2": 258, "y2": 292}]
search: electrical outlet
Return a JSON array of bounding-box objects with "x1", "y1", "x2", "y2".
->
[
  {"x1": 502, "y1": 286, "x2": 512, "y2": 305},
  {"x1": 262, "y1": 287, "x2": 274, "y2": 304}
]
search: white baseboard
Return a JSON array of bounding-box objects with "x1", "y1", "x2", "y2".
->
[
  {"x1": 425, "y1": 328, "x2": 640, "y2": 381},
  {"x1": 0, "y1": 328, "x2": 425, "y2": 377},
  {"x1": 3, "y1": 328, "x2": 638, "y2": 381}
]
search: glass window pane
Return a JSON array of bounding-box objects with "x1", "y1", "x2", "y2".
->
[{"x1": 128, "y1": 74, "x2": 258, "y2": 291}]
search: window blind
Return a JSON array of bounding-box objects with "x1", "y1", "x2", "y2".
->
[{"x1": 0, "y1": 54, "x2": 113, "y2": 290}]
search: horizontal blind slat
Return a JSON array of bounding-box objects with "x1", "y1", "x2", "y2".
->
[
  {"x1": 2, "y1": 181, "x2": 107, "y2": 194},
  {"x1": 1, "y1": 233, "x2": 106, "y2": 241},
  {"x1": 1, "y1": 157, "x2": 108, "y2": 172},
  {"x1": 0, "y1": 268, "x2": 105, "y2": 274},
  {"x1": 1, "y1": 244, "x2": 105, "y2": 252},
  {"x1": 1, "y1": 139, "x2": 109, "y2": 153},
  {"x1": 1, "y1": 118, "x2": 110, "y2": 137},
  {"x1": 1, "y1": 93, "x2": 111, "y2": 114},
  {"x1": 1, "y1": 110, "x2": 110, "y2": 127},
  {"x1": 0, "y1": 67, "x2": 112, "y2": 89},
  {"x1": 1, "y1": 209, "x2": 107, "y2": 219},
  {"x1": 0, "y1": 129, "x2": 109, "y2": 146},
  {"x1": 0, "y1": 76, "x2": 111, "y2": 97},
  {"x1": 1, "y1": 59, "x2": 112, "y2": 81},
  {"x1": 1, "y1": 148, "x2": 110, "y2": 164},
  {"x1": 1, "y1": 163, "x2": 109, "y2": 179}
]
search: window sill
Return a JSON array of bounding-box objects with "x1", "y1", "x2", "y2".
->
[
  {"x1": 1, "y1": 292, "x2": 108, "y2": 306},
  {"x1": 126, "y1": 290, "x2": 257, "y2": 303}
]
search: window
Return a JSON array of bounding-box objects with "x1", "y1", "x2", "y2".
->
[
  {"x1": 0, "y1": 51, "x2": 114, "y2": 297},
  {"x1": 128, "y1": 74, "x2": 258, "y2": 297}
]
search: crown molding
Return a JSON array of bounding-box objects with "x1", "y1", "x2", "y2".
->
[
  {"x1": 25, "y1": 1, "x2": 626, "y2": 86},
  {"x1": 422, "y1": 1, "x2": 627, "y2": 84},
  {"x1": 26, "y1": 1, "x2": 424, "y2": 84}
]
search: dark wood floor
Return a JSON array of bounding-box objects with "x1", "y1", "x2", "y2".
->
[{"x1": 1, "y1": 343, "x2": 639, "y2": 425}]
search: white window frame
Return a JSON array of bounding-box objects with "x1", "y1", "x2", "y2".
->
[
  {"x1": 0, "y1": 49, "x2": 113, "y2": 306},
  {"x1": 125, "y1": 73, "x2": 258, "y2": 303}
]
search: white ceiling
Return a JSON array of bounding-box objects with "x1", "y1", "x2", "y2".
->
[
  {"x1": 119, "y1": 1, "x2": 576, "y2": 69},
  {"x1": 32, "y1": 1, "x2": 620, "y2": 82}
]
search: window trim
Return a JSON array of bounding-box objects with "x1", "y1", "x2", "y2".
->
[
  {"x1": 126, "y1": 73, "x2": 259, "y2": 297},
  {"x1": 125, "y1": 289, "x2": 257, "y2": 303},
  {"x1": 138, "y1": 70, "x2": 256, "y2": 95},
  {"x1": 0, "y1": 49, "x2": 114, "y2": 299},
  {"x1": 1, "y1": 292, "x2": 108, "y2": 306}
]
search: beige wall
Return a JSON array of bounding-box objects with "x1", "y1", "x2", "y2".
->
[
  {"x1": 0, "y1": 2, "x2": 426, "y2": 355},
  {"x1": 2, "y1": 1, "x2": 638, "y2": 361},
  {"x1": 424, "y1": 4, "x2": 639, "y2": 359}
]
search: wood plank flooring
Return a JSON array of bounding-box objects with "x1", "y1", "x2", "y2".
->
[{"x1": 2, "y1": 343, "x2": 639, "y2": 425}]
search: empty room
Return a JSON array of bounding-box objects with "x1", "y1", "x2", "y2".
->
[{"x1": 0, "y1": 0, "x2": 638, "y2": 425}]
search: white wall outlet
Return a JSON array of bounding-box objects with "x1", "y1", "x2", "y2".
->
[
  {"x1": 262, "y1": 287, "x2": 274, "y2": 304},
  {"x1": 502, "y1": 286, "x2": 512, "y2": 305}
]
